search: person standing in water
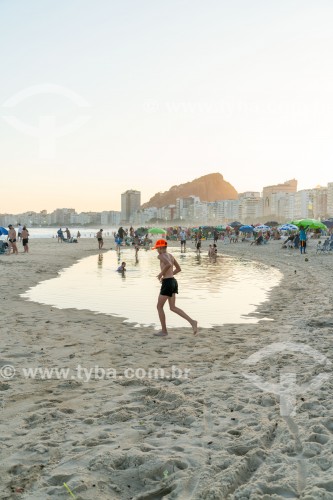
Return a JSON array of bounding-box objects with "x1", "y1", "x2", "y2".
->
[
  {"x1": 153, "y1": 239, "x2": 198, "y2": 337},
  {"x1": 96, "y1": 229, "x2": 104, "y2": 249},
  {"x1": 179, "y1": 229, "x2": 187, "y2": 252}
]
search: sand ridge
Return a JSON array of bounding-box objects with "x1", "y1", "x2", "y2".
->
[{"x1": 0, "y1": 237, "x2": 332, "y2": 499}]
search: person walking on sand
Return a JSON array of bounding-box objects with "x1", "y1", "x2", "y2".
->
[
  {"x1": 21, "y1": 226, "x2": 29, "y2": 253},
  {"x1": 7, "y1": 225, "x2": 18, "y2": 255},
  {"x1": 64, "y1": 227, "x2": 71, "y2": 240},
  {"x1": 152, "y1": 239, "x2": 198, "y2": 337},
  {"x1": 57, "y1": 228, "x2": 64, "y2": 242},
  {"x1": 96, "y1": 229, "x2": 104, "y2": 249},
  {"x1": 299, "y1": 226, "x2": 307, "y2": 254},
  {"x1": 17, "y1": 223, "x2": 23, "y2": 241}
]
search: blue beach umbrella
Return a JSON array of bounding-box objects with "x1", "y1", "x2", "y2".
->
[
  {"x1": 0, "y1": 227, "x2": 9, "y2": 236},
  {"x1": 255, "y1": 224, "x2": 271, "y2": 231},
  {"x1": 239, "y1": 225, "x2": 254, "y2": 232},
  {"x1": 279, "y1": 224, "x2": 298, "y2": 231}
]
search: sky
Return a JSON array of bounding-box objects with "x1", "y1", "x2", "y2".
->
[{"x1": 1, "y1": 0, "x2": 333, "y2": 213}]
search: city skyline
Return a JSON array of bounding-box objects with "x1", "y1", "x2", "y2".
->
[
  {"x1": 2, "y1": 177, "x2": 333, "y2": 227},
  {"x1": 0, "y1": 173, "x2": 331, "y2": 215},
  {"x1": 1, "y1": 1, "x2": 333, "y2": 212}
]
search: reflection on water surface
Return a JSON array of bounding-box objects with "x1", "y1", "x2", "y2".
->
[{"x1": 22, "y1": 249, "x2": 281, "y2": 329}]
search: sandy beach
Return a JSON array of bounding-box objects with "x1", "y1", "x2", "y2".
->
[{"x1": 0, "y1": 237, "x2": 332, "y2": 499}]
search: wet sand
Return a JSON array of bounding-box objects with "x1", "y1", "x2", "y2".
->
[{"x1": 0, "y1": 237, "x2": 332, "y2": 499}]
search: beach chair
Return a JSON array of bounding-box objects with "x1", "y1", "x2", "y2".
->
[
  {"x1": 321, "y1": 239, "x2": 330, "y2": 253},
  {"x1": 316, "y1": 239, "x2": 329, "y2": 253},
  {"x1": 0, "y1": 241, "x2": 9, "y2": 254}
]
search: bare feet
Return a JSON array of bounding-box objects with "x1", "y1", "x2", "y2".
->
[
  {"x1": 192, "y1": 320, "x2": 198, "y2": 335},
  {"x1": 153, "y1": 331, "x2": 168, "y2": 337}
]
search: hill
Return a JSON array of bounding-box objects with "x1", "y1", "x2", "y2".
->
[{"x1": 141, "y1": 173, "x2": 238, "y2": 208}]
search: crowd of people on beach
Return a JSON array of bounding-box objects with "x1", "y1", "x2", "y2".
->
[{"x1": 2, "y1": 221, "x2": 333, "y2": 257}]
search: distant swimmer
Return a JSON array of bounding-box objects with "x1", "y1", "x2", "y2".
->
[
  {"x1": 117, "y1": 261, "x2": 126, "y2": 273},
  {"x1": 152, "y1": 239, "x2": 198, "y2": 337}
]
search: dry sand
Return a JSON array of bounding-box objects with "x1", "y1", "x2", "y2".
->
[{"x1": 0, "y1": 237, "x2": 332, "y2": 499}]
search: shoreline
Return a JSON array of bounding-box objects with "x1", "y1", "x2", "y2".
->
[{"x1": 1, "y1": 238, "x2": 332, "y2": 499}]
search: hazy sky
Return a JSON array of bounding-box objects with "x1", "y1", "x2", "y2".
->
[{"x1": 1, "y1": 0, "x2": 333, "y2": 213}]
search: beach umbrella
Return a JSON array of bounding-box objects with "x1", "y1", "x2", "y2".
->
[
  {"x1": 290, "y1": 219, "x2": 327, "y2": 230},
  {"x1": 0, "y1": 227, "x2": 9, "y2": 236},
  {"x1": 230, "y1": 221, "x2": 242, "y2": 228},
  {"x1": 215, "y1": 225, "x2": 227, "y2": 231},
  {"x1": 279, "y1": 224, "x2": 298, "y2": 231},
  {"x1": 265, "y1": 221, "x2": 279, "y2": 226},
  {"x1": 148, "y1": 227, "x2": 167, "y2": 235},
  {"x1": 255, "y1": 224, "x2": 271, "y2": 231},
  {"x1": 322, "y1": 220, "x2": 333, "y2": 229},
  {"x1": 239, "y1": 225, "x2": 254, "y2": 232}
]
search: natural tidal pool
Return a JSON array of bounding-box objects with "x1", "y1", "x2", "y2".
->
[{"x1": 22, "y1": 249, "x2": 282, "y2": 329}]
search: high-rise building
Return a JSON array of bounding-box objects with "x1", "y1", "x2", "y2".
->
[
  {"x1": 101, "y1": 211, "x2": 121, "y2": 226},
  {"x1": 176, "y1": 196, "x2": 200, "y2": 220},
  {"x1": 238, "y1": 192, "x2": 263, "y2": 223},
  {"x1": 263, "y1": 179, "x2": 297, "y2": 218},
  {"x1": 327, "y1": 182, "x2": 333, "y2": 217},
  {"x1": 121, "y1": 190, "x2": 141, "y2": 222},
  {"x1": 312, "y1": 187, "x2": 327, "y2": 219},
  {"x1": 51, "y1": 208, "x2": 76, "y2": 226},
  {"x1": 294, "y1": 190, "x2": 313, "y2": 219}
]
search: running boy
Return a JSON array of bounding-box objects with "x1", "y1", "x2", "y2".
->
[{"x1": 152, "y1": 239, "x2": 198, "y2": 337}]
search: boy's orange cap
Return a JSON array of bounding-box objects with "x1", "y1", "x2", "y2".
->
[{"x1": 152, "y1": 239, "x2": 167, "y2": 250}]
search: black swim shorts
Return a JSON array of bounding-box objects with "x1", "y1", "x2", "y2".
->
[
  {"x1": 22, "y1": 239, "x2": 28, "y2": 246},
  {"x1": 160, "y1": 277, "x2": 178, "y2": 297}
]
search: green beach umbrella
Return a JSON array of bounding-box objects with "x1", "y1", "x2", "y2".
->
[
  {"x1": 290, "y1": 219, "x2": 327, "y2": 230},
  {"x1": 148, "y1": 227, "x2": 167, "y2": 235}
]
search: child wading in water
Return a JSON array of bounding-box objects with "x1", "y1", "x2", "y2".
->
[{"x1": 152, "y1": 239, "x2": 198, "y2": 337}]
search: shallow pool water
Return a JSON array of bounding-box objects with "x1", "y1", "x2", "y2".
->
[{"x1": 22, "y1": 249, "x2": 282, "y2": 329}]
